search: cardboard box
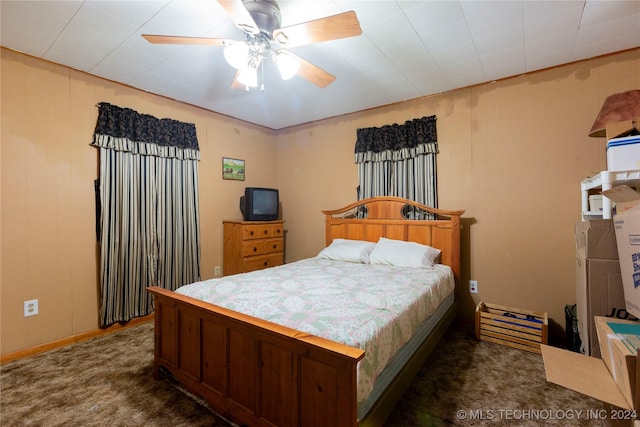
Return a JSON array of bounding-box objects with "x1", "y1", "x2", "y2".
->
[
  {"x1": 575, "y1": 219, "x2": 619, "y2": 260},
  {"x1": 576, "y1": 251, "x2": 626, "y2": 356},
  {"x1": 602, "y1": 186, "x2": 640, "y2": 319},
  {"x1": 595, "y1": 316, "x2": 640, "y2": 409},
  {"x1": 541, "y1": 316, "x2": 640, "y2": 412},
  {"x1": 606, "y1": 118, "x2": 640, "y2": 140}
]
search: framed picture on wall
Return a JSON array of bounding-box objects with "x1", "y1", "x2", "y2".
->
[{"x1": 222, "y1": 157, "x2": 245, "y2": 181}]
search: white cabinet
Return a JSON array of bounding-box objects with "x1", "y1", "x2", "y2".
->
[{"x1": 581, "y1": 169, "x2": 640, "y2": 219}]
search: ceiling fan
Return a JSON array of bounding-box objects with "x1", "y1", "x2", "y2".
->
[{"x1": 142, "y1": 0, "x2": 362, "y2": 90}]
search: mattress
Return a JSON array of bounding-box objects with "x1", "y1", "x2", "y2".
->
[{"x1": 176, "y1": 257, "x2": 455, "y2": 406}]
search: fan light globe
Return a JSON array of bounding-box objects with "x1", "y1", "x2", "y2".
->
[
  {"x1": 276, "y1": 51, "x2": 300, "y2": 80},
  {"x1": 237, "y1": 67, "x2": 258, "y2": 87},
  {"x1": 224, "y1": 42, "x2": 249, "y2": 69}
]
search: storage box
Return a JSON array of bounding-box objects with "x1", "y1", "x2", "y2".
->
[
  {"x1": 595, "y1": 316, "x2": 640, "y2": 409},
  {"x1": 602, "y1": 186, "x2": 640, "y2": 319},
  {"x1": 607, "y1": 135, "x2": 640, "y2": 171},
  {"x1": 590, "y1": 195, "x2": 604, "y2": 212},
  {"x1": 475, "y1": 302, "x2": 548, "y2": 354},
  {"x1": 576, "y1": 252, "x2": 625, "y2": 356},
  {"x1": 541, "y1": 317, "x2": 640, "y2": 414},
  {"x1": 575, "y1": 219, "x2": 619, "y2": 260},
  {"x1": 606, "y1": 118, "x2": 640, "y2": 140}
]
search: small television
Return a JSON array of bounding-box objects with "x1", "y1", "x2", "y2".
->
[{"x1": 240, "y1": 187, "x2": 279, "y2": 221}]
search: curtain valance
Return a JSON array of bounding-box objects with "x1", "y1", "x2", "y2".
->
[
  {"x1": 354, "y1": 115, "x2": 437, "y2": 163},
  {"x1": 92, "y1": 102, "x2": 200, "y2": 160}
]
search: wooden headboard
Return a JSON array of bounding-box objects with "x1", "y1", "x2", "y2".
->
[{"x1": 322, "y1": 196, "x2": 464, "y2": 284}]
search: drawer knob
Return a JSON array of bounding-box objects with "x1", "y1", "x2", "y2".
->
[
  {"x1": 250, "y1": 231, "x2": 254, "y2": 236},
  {"x1": 263, "y1": 230, "x2": 268, "y2": 234},
  {"x1": 273, "y1": 244, "x2": 277, "y2": 249},
  {"x1": 263, "y1": 261, "x2": 268, "y2": 266},
  {"x1": 253, "y1": 247, "x2": 257, "y2": 252}
]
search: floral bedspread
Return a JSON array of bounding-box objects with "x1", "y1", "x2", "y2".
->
[{"x1": 176, "y1": 257, "x2": 454, "y2": 404}]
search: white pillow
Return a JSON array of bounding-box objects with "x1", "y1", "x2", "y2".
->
[
  {"x1": 317, "y1": 239, "x2": 376, "y2": 263},
  {"x1": 369, "y1": 237, "x2": 441, "y2": 268}
]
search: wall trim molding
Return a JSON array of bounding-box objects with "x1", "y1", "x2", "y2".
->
[{"x1": 0, "y1": 314, "x2": 154, "y2": 364}]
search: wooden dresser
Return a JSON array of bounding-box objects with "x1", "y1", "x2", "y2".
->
[{"x1": 223, "y1": 220, "x2": 285, "y2": 276}]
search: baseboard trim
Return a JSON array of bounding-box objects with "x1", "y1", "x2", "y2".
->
[{"x1": 1, "y1": 314, "x2": 154, "y2": 364}]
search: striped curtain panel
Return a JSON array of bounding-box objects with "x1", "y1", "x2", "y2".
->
[
  {"x1": 355, "y1": 115, "x2": 438, "y2": 216},
  {"x1": 92, "y1": 103, "x2": 201, "y2": 327}
]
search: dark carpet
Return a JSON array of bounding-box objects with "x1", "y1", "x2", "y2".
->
[{"x1": 0, "y1": 321, "x2": 604, "y2": 426}]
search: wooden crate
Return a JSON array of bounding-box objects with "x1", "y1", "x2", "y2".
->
[{"x1": 475, "y1": 301, "x2": 548, "y2": 354}]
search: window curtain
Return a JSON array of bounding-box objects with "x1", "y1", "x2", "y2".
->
[
  {"x1": 91, "y1": 103, "x2": 201, "y2": 327},
  {"x1": 354, "y1": 115, "x2": 438, "y2": 214}
]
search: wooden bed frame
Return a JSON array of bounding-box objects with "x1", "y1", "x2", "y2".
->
[{"x1": 147, "y1": 197, "x2": 463, "y2": 427}]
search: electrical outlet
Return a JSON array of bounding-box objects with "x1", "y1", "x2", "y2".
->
[
  {"x1": 214, "y1": 266, "x2": 221, "y2": 277},
  {"x1": 469, "y1": 280, "x2": 478, "y2": 294},
  {"x1": 24, "y1": 299, "x2": 39, "y2": 317}
]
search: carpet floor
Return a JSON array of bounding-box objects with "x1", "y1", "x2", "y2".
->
[{"x1": 1, "y1": 321, "x2": 605, "y2": 426}]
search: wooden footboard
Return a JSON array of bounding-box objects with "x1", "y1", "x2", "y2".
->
[{"x1": 148, "y1": 286, "x2": 365, "y2": 427}]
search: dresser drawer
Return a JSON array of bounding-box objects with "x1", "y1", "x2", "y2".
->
[
  {"x1": 242, "y1": 253, "x2": 284, "y2": 273},
  {"x1": 241, "y1": 238, "x2": 283, "y2": 257},
  {"x1": 243, "y1": 223, "x2": 284, "y2": 240}
]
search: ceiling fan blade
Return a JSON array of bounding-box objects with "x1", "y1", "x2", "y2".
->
[
  {"x1": 142, "y1": 34, "x2": 230, "y2": 46},
  {"x1": 230, "y1": 70, "x2": 245, "y2": 89},
  {"x1": 217, "y1": 0, "x2": 260, "y2": 35},
  {"x1": 287, "y1": 52, "x2": 336, "y2": 88},
  {"x1": 272, "y1": 11, "x2": 361, "y2": 47}
]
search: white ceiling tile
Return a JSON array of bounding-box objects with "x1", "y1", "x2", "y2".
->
[
  {"x1": 278, "y1": 0, "x2": 343, "y2": 27},
  {"x1": 323, "y1": 35, "x2": 379, "y2": 61},
  {"x1": 91, "y1": 55, "x2": 151, "y2": 83},
  {"x1": 365, "y1": 13, "x2": 420, "y2": 48},
  {"x1": 573, "y1": 35, "x2": 630, "y2": 63},
  {"x1": 474, "y1": 25, "x2": 524, "y2": 57},
  {"x1": 0, "y1": 1, "x2": 79, "y2": 56},
  {"x1": 460, "y1": 1, "x2": 504, "y2": 18},
  {"x1": 430, "y1": 40, "x2": 478, "y2": 66},
  {"x1": 581, "y1": 0, "x2": 640, "y2": 28},
  {"x1": 44, "y1": 26, "x2": 118, "y2": 71},
  {"x1": 139, "y1": 0, "x2": 220, "y2": 37},
  {"x1": 525, "y1": 32, "x2": 576, "y2": 63},
  {"x1": 525, "y1": 50, "x2": 574, "y2": 73},
  {"x1": 339, "y1": 1, "x2": 403, "y2": 29},
  {"x1": 575, "y1": 14, "x2": 639, "y2": 47},
  {"x1": 379, "y1": 37, "x2": 429, "y2": 65},
  {"x1": 71, "y1": 3, "x2": 138, "y2": 42},
  {"x1": 624, "y1": 21, "x2": 640, "y2": 49},
  {"x1": 449, "y1": 70, "x2": 488, "y2": 89},
  {"x1": 522, "y1": 1, "x2": 584, "y2": 22},
  {"x1": 419, "y1": 20, "x2": 473, "y2": 53},
  {"x1": 441, "y1": 57, "x2": 484, "y2": 80},
  {"x1": 524, "y1": 7, "x2": 583, "y2": 42},
  {"x1": 398, "y1": 1, "x2": 466, "y2": 34},
  {"x1": 465, "y1": 1, "x2": 523, "y2": 39},
  {"x1": 343, "y1": 49, "x2": 394, "y2": 75},
  {"x1": 84, "y1": 0, "x2": 170, "y2": 28},
  {"x1": 15, "y1": 0, "x2": 83, "y2": 20},
  {"x1": 479, "y1": 46, "x2": 525, "y2": 76}
]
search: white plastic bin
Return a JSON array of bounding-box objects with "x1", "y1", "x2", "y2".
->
[{"x1": 607, "y1": 135, "x2": 640, "y2": 171}]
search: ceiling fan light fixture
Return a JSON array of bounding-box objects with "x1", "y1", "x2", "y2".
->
[
  {"x1": 237, "y1": 67, "x2": 258, "y2": 87},
  {"x1": 275, "y1": 51, "x2": 300, "y2": 80},
  {"x1": 224, "y1": 41, "x2": 249, "y2": 69}
]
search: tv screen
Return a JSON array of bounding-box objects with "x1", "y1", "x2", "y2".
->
[{"x1": 240, "y1": 187, "x2": 279, "y2": 221}]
